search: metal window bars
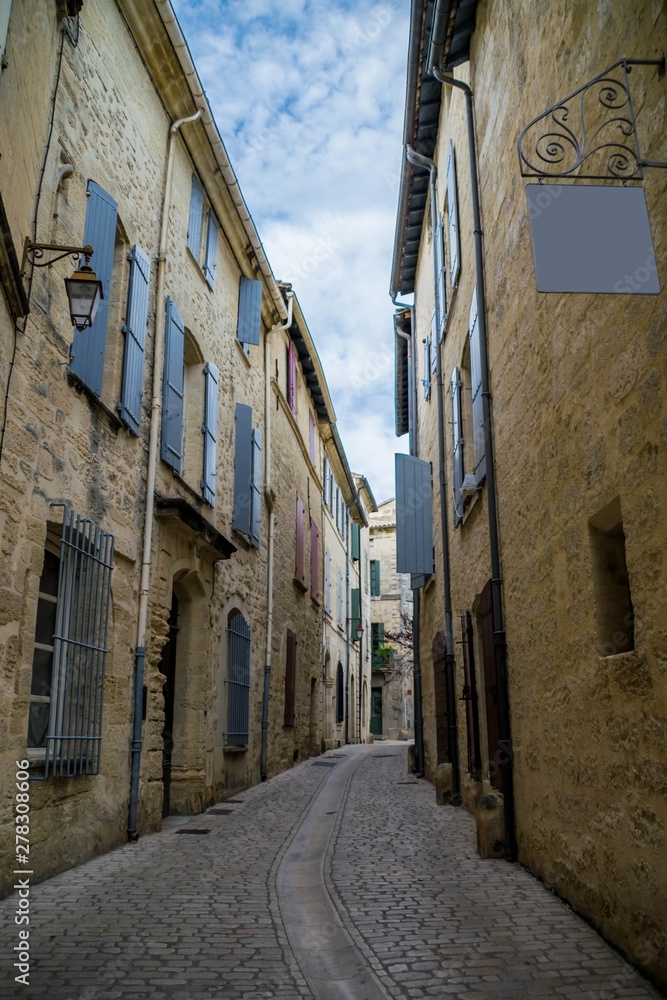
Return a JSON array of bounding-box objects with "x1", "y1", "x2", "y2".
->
[
  {"x1": 35, "y1": 503, "x2": 115, "y2": 779},
  {"x1": 224, "y1": 612, "x2": 251, "y2": 746}
]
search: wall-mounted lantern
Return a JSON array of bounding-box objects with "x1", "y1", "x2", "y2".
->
[{"x1": 21, "y1": 240, "x2": 103, "y2": 330}]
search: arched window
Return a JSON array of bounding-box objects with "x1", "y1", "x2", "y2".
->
[
  {"x1": 225, "y1": 611, "x2": 251, "y2": 747},
  {"x1": 336, "y1": 662, "x2": 344, "y2": 724}
]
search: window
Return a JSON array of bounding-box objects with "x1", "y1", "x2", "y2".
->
[
  {"x1": 287, "y1": 340, "x2": 297, "y2": 414},
  {"x1": 371, "y1": 622, "x2": 385, "y2": 670},
  {"x1": 370, "y1": 560, "x2": 381, "y2": 597},
  {"x1": 225, "y1": 611, "x2": 251, "y2": 747},
  {"x1": 446, "y1": 139, "x2": 460, "y2": 288},
  {"x1": 589, "y1": 498, "x2": 634, "y2": 656},
  {"x1": 284, "y1": 629, "x2": 297, "y2": 727},
  {"x1": 337, "y1": 566, "x2": 343, "y2": 628},
  {"x1": 295, "y1": 493, "x2": 306, "y2": 587},
  {"x1": 187, "y1": 174, "x2": 218, "y2": 289},
  {"x1": 28, "y1": 505, "x2": 114, "y2": 778},
  {"x1": 232, "y1": 403, "x2": 262, "y2": 546},
  {"x1": 336, "y1": 662, "x2": 344, "y2": 724},
  {"x1": 236, "y1": 276, "x2": 262, "y2": 348},
  {"x1": 310, "y1": 518, "x2": 320, "y2": 602}
]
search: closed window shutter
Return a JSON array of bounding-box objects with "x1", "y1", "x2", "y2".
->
[
  {"x1": 351, "y1": 587, "x2": 360, "y2": 636},
  {"x1": 237, "y1": 276, "x2": 262, "y2": 346},
  {"x1": 431, "y1": 311, "x2": 438, "y2": 373},
  {"x1": 325, "y1": 547, "x2": 331, "y2": 613},
  {"x1": 447, "y1": 140, "x2": 460, "y2": 288},
  {"x1": 337, "y1": 567, "x2": 343, "y2": 627},
  {"x1": 0, "y1": 1, "x2": 11, "y2": 71},
  {"x1": 232, "y1": 403, "x2": 253, "y2": 534},
  {"x1": 161, "y1": 297, "x2": 185, "y2": 472},
  {"x1": 371, "y1": 560, "x2": 381, "y2": 596},
  {"x1": 295, "y1": 493, "x2": 305, "y2": 585},
  {"x1": 309, "y1": 411, "x2": 315, "y2": 463},
  {"x1": 451, "y1": 367, "x2": 464, "y2": 526},
  {"x1": 323, "y1": 456, "x2": 330, "y2": 503},
  {"x1": 351, "y1": 523, "x2": 360, "y2": 560},
  {"x1": 70, "y1": 181, "x2": 118, "y2": 395},
  {"x1": 187, "y1": 175, "x2": 204, "y2": 258},
  {"x1": 395, "y1": 453, "x2": 435, "y2": 575},
  {"x1": 423, "y1": 337, "x2": 431, "y2": 400},
  {"x1": 287, "y1": 341, "x2": 298, "y2": 412},
  {"x1": 118, "y1": 244, "x2": 150, "y2": 435},
  {"x1": 435, "y1": 215, "x2": 447, "y2": 339},
  {"x1": 203, "y1": 213, "x2": 218, "y2": 287},
  {"x1": 250, "y1": 428, "x2": 262, "y2": 547},
  {"x1": 310, "y1": 518, "x2": 320, "y2": 600},
  {"x1": 201, "y1": 362, "x2": 219, "y2": 506},
  {"x1": 284, "y1": 629, "x2": 297, "y2": 727},
  {"x1": 468, "y1": 288, "x2": 486, "y2": 484}
]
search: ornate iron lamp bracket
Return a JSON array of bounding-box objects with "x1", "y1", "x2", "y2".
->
[
  {"x1": 517, "y1": 58, "x2": 666, "y2": 181},
  {"x1": 20, "y1": 239, "x2": 93, "y2": 275}
]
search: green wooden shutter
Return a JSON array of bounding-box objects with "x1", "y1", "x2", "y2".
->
[
  {"x1": 161, "y1": 297, "x2": 185, "y2": 472},
  {"x1": 201, "y1": 362, "x2": 219, "y2": 506},
  {"x1": 237, "y1": 276, "x2": 262, "y2": 346},
  {"x1": 451, "y1": 367, "x2": 464, "y2": 527},
  {"x1": 351, "y1": 522, "x2": 360, "y2": 560},
  {"x1": 203, "y1": 213, "x2": 218, "y2": 288},
  {"x1": 232, "y1": 403, "x2": 252, "y2": 534},
  {"x1": 468, "y1": 288, "x2": 486, "y2": 484},
  {"x1": 250, "y1": 428, "x2": 262, "y2": 547},
  {"x1": 351, "y1": 587, "x2": 361, "y2": 639},
  {"x1": 69, "y1": 180, "x2": 117, "y2": 395},
  {"x1": 118, "y1": 245, "x2": 150, "y2": 434},
  {"x1": 187, "y1": 175, "x2": 204, "y2": 257}
]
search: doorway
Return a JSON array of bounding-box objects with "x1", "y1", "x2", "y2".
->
[
  {"x1": 478, "y1": 580, "x2": 502, "y2": 791},
  {"x1": 158, "y1": 593, "x2": 179, "y2": 817},
  {"x1": 370, "y1": 687, "x2": 383, "y2": 736}
]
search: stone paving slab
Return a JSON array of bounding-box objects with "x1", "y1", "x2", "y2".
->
[{"x1": 0, "y1": 744, "x2": 663, "y2": 999}]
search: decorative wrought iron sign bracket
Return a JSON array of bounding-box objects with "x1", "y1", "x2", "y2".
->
[{"x1": 518, "y1": 58, "x2": 666, "y2": 181}]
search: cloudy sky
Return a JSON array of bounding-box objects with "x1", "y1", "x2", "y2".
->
[{"x1": 171, "y1": 0, "x2": 410, "y2": 502}]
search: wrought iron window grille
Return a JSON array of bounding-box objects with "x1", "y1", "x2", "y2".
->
[{"x1": 518, "y1": 58, "x2": 666, "y2": 181}]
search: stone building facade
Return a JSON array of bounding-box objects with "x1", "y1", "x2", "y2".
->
[
  {"x1": 368, "y1": 499, "x2": 413, "y2": 740},
  {"x1": 0, "y1": 0, "x2": 371, "y2": 896},
  {"x1": 391, "y1": 0, "x2": 667, "y2": 986}
]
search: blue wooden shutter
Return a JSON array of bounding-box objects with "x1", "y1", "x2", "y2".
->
[
  {"x1": 451, "y1": 367, "x2": 464, "y2": 527},
  {"x1": 118, "y1": 245, "x2": 150, "y2": 435},
  {"x1": 250, "y1": 428, "x2": 262, "y2": 547},
  {"x1": 337, "y1": 567, "x2": 343, "y2": 627},
  {"x1": 395, "y1": 453, "x2": 434, "y2": 575},
  {"x1": 447, "y1": 141, "x2": 460, "y2": 288},
  {"x1": 201, "y1": 362, "x2": 219, "y2": 506},
  {"x1": 325, "y1": 547, "x2": 331, "y2": 613},
  {"x1": 203, "y1": 213, "x2": 218, "y2": 288},
  {"x1": 187, "y1": 175, "x2": 204, "y2": 257},
  {"x1": 161, "y1": 297, "x2": 185, "y2": 472},
  {"x1": 232, "y1": 403, "x2": 253, "y2": 535},
  {"x1": 237, "y1": 276, "x2": 262, "y2": 346},
  {"x1": 423, "y1": 336, "x2": 431, "y2": 400},
  {"x1": 435, "y1": 215, "x2": 447, "y2": 339},
  {"x1": 323, "y1": 456, "x2": 330, "y2": 503},
  {"x1": 70, "y1": 181, "x2": 117, "y2": 395},
  {"x1": 431, "y1": 311, "x2": 438, "y2": 373},
  {"x1": 468, "y1": 288, "x2": 486, "y2": 484}
]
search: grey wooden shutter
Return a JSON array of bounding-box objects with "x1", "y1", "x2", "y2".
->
[
  {"x1": 351, "y1": 588, "x2": 360, "y2": 636},
  {"x1": 187, "y1": 175, "x2": 204, "y2": 257},
  {"x1": 431, "y1": 311, "x2": 437, "y2": 373},
  {"x1": 337, "y1": 567, "x2": 343, "y2": 627},
  {"x1": 203, "y1": 213, "x2": 218, "y2": 288},
  {"x1": 0, "y1": 1, "x2": 11, "y2": 70},
  {"x1": 351, "y1": 522, "x2": 360, "y2": 560},
  {"x1": 423, "y1": 337, "x2": 431, "y2": 400},
  {"x1": 435, "y1": 215, "x2": 447, "y2": 338},
  {"x1": 371, "y1": 560, "x2": 381, "y2": 596},
  {"x1": 232, "y1": 403, "x2": 253, "y2": 535},
  {"x1": 468, "y1": 288, "x2": 486, "y2": 484},
  {"x1": 395, "y1": 453, "x2": 434, "y2": 575},
  {"x1": 250, "y1": 428, "x2": 262, "y2": 547},
  {"x1": 70, "y1": 180, "x2": 117, "y2": 395},
  {"x1": 325, "y1": 547, "x2": 331, "y2": 613},
  {"x1": 161, "y1": 297, "x2": 185, "y2": 473},
  {"x1": 237, "y1": 276, "x2": 262, "y2": 346},
  {"x1": 201, "y1": 362, "x2": 219, "y2": 506},
  {"x1": 118, "y1": 244, "x2": 150, "y2": 435},
  {"x1": 446, "y1": 140, "x2": 460, "y2": 288},
  {"x1": 323, "y1": 456, "x2": 330, "y2": 503},
  {"x1": 451, "y1": 367, "x2": 464, "y2": 527}
]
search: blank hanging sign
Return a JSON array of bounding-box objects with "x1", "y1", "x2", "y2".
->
[{"x1": 526, "y1": 184, "x2": 660, "y2": 294}]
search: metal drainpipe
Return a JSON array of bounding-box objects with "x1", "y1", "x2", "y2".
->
[
  {"x1": 128, "y1": 108, "x2": 202, "y2": 841},
  {"x1": 260, "y1": 292, "x2": 294, "y2": 781},
  {"x1": 431, "y1": 66, "x2": 516, "y2": 860},
  {"x1": 405, "y1": 145, "x2": 461, "y2": 803}
]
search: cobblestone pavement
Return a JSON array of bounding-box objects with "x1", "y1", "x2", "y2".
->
[{"x1": 0, "y1": 744, "x2": 662, "y2": 1000}]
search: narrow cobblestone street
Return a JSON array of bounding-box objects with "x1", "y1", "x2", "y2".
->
[{"x1": 0, "y1": 745, "x2": 662, "y2": 1000}]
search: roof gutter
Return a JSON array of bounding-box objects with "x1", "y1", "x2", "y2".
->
[{"x1": 154, "y1": 0, "x2": 288, "y2": 323}]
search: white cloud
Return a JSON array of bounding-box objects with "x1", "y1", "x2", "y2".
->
[{"x1": 172, "y1": 0, "x2": 410, "y2": 501}]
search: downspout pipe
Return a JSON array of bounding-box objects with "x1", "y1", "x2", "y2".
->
[
  {"x1": 261, "y1": 291, "x2": 294, "y2": 781},
  {"x1": 128, "y1": 108, "x2": 202, "y2": 841},
  {"x1": 431, "y1": 66, "x2": 516, "y2": 860},
  {"x1": 405, "y1": 145, "x2": 460, "y2": 803}
]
